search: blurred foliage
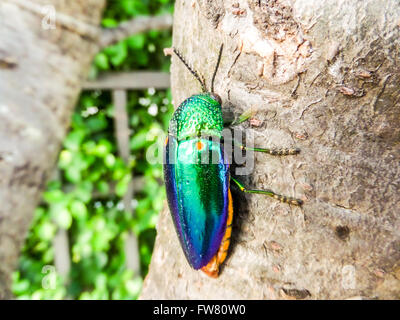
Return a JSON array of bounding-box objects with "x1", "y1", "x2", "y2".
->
[{"x1": 12, "y1": 0, "x2": 174, "y2": 300}]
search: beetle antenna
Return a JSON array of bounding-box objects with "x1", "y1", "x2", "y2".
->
[
  {"x1": 173, "y1": 47, "x2": 207, "y2": 92},
  {"x1": 211, "y1": 44, "x2": 223, "y2": 94}
]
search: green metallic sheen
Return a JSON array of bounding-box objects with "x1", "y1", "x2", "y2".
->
[
  {"x1": 168, "y1": 93, "x2": 224, "y2": 139},
  {"x1": 164, "y1": 92, "x2": 230, "y2": 269},
  {"x1": 164, "y1": 135, "x2": 230, "y2": 269}
]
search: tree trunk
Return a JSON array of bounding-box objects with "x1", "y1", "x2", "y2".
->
[
  {"x1": 141, "y1": 0, "x2": 400, "y2": 299},
  {"x1": 0, "y1": 0, "x2": 106, "y2": 298}
]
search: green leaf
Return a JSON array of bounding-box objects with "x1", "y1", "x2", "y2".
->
[
  {"x1": 65, "y1": 166, "x2": 81, "y2": 183},
  {"x1": 69, "y1": 201, "x2": 88, "y2": 220},
  {"x1": 94, "y1": 53, "x2": 109, "y2": 70},
  {"x1": 74, "y1": 182, "x2": 93, "y2": 203},
  {"x1": 115, "y1": 174, "x2": 131, "y2": 197},
  {"x1": 104, "y1": 154, "x2": 116, "y2": 168},
  {"x1": 130, "y1": 114, "x2": 140, "y2": 127},
  {"x1": 86, "y1": 114, "x2": 108, "y2": 132},
  {"x1": 95, "y1": 273, "x2": 107, "y2": 289},
  {"x1": 96, "y1": 181, "x2": 109, "y2": 194},
  {"x1": 64, "y1": 130, "x2": 85, "y2": 151},
  {"x1": 121, "y1": 0, "x2": 136, "y2": 15},
  {"x1": 59, "y1": 150, "x2": 73, "y2": 168},
  {"x1": 94, "y1": 140, "x2": 112, "y2": 157},
  {"x1": 130, "y1": 130, "x2": 149, "y2": 151},
  {"x1": 83, "y1": 141, "x2": 96, "y2": 154},
  {"x1": 94, "y1": 252, "x2": 108, "y2": 269},
  {"x1": 126, "y1": 34, "x2": 145, "y2": 49},
  {"x1": 133, "y1": 50, "x2": 149, "y2": 66},
  {"x1": 36, "y1": 221, "x2": 56, "y2": 241},
  {"x1": 33, "y1": 207, "x2": 46, "y2": 222},
  {"x1": 125, "y1": 277, "x2": 142, "y2": 296},
  {"x1": 52, "y1": 207, "x2": 72, "y2": 230},
  {"x1": 79, "y1": 292, "x2": 93, "y2": 300},
  {"x1": 43, "y1": 190, "x2": 64, "y2": 204},
  {"x1": 12, "y1": 279, "x2": 30, "y2": 295},
  {"x1": 108, "y1": 42, "x2": 128, "y2": 67},
  {"x1": 101, "y1": 18, "x2": 118, "y2": 28}
]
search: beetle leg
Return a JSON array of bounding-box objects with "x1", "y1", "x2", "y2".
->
[
  {"x1": 234, "y1": 140, "x2": 300, "y2": 155},
  {"x1": 230, "y1": 176, "x2": 303, "y2": 206},
  {"x1": 224, "y1": 109, "x2": 257, "y2": 127}
]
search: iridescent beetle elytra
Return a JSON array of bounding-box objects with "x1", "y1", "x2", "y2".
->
[{"x1": 163, "y1": 45, "x2": 302, "y2": 278}]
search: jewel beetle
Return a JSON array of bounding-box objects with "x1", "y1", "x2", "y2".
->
[{"x1": 163, "y1": 45, "x2": 303, "y2": 278}]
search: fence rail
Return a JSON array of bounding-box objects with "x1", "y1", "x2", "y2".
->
[{"x1": 82, "y1": 71, "x2": 170, "y2": 90}]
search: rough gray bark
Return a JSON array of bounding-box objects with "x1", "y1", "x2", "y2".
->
[
  {"x1": 141, "y1": 0, "x2": 400, "y2": 299},
  {"x1": 0, "y1": 0, "x2": 106, "y2": 299}
]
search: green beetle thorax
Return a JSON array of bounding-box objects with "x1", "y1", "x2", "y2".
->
[{"x1": 168, "y1": 93, "x2": 224, "y2": 140}]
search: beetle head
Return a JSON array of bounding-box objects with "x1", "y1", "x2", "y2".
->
[{"x1": 209, "y1": 92, "x2": 222, "y2": 106}]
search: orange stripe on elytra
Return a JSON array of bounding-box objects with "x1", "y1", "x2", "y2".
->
[
  {"x1": 196, "y1": 140, "x2": 204, "y2": 150},
  {"x1": 224, "y1": 226, "x2": 232, "y2": 239},
  {"x1": 201, "y1": 188, "x2": 233, "y2": 278},
  {"x1": 227, "y1": 197, "x2": 233, "y2": 225},
  {"x1": 222, "y1": 240, "x2": 230, "y2": 252},
  {"x1": 218, "y1": 251, "x2": 228, "y2": 264}
]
